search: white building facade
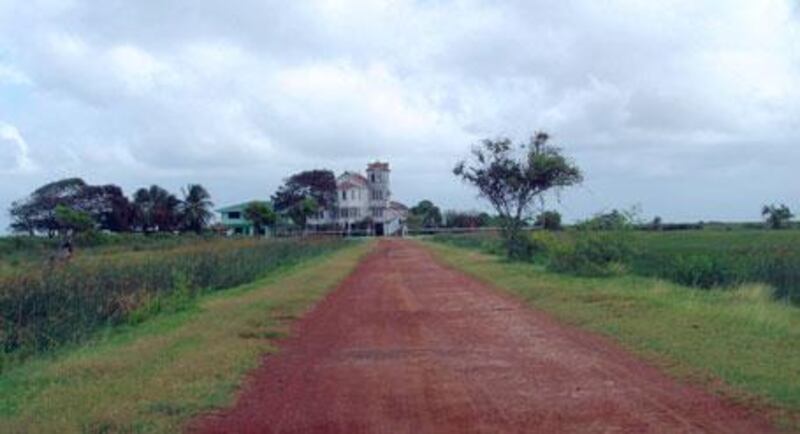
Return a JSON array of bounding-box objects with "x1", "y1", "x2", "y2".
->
[{"x1": 309, "y1": 162, "x2": 406, "y2": 236}]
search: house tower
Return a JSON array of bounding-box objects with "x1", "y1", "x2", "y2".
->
[{"x1": 366, "y1": 162, "x2": 390, "y2": 222}]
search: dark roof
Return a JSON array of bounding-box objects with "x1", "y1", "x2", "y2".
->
[
  {"x1": 389, "y1": 201, "x2": 408, "y2": 211},
  {"x1": 338, "y1": 172, "x2": 368, "y2": 188},
  {"x1": 367, "y1": 161, "x2": 390, "y2": 171}
]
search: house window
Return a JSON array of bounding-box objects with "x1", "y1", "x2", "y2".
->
[
  {"x1": 341, "y1": 190, "x2": 347, "y2": 200},
  {"x1": 228, "y1": 211, "x2": 241, "y2": 220},
  {"x1": 370, "y1": 173, "x2": 375, "y2": 182}
]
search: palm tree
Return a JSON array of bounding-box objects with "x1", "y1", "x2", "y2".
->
[
  {"x1": 180, "y1": 184, "x2": 213, "y2": 234},
  {"x1": 133, "y1": 185, "x2": 180, "y2": 233}
]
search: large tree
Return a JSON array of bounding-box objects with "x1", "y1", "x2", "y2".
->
[
  {"x1": 272, "y1": 170, "x2": 336, "y2": 228},
  {"x1": 454, "y1": 132, "x2": 582, "y2": 258},
  {"x1": 535, "y1": 210, "x2": 562, "y2": 231},
  {"x1": 8, "y1": 178, "x2": 135, "y2": 235},
  {"x1": 180, "y1": 184, "x2": 214, "y2": 234},
  {"x1": 409, "y1": 200, "x2": 443, "y2": 229},
  {"x1": 132, "y1": 185, "x2": 180, "y2": 233},
  {"x1": 9, "y1": 178, "x2": 84, "y2": 236},
  {"x1": 762, "y1": 204, "x2": 793, "y2": 230},
  {"x1": 80, "y1": 184, "x2": 134, "y2": 232}
]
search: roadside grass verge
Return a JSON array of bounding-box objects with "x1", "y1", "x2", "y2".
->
[
  {"x1": 0, "y1": 241, "x2": 372, "y2": 434},
  {"x1": 424, "y1": 241, "x2": 800, "y2": 429}
]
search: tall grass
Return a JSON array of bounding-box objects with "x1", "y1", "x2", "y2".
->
[
  {"x1": 431, "y1": 230, "x2": 800, "y2": 303},
  {"x1": 0, "y1": 237, "x2": 347, "y2": 361},
  {"x1": 0, "y1": 233, "x2": 232, "y2": 272},
  {"x1": 629, "y1": 231, "x2": 800, "y2": 303}
]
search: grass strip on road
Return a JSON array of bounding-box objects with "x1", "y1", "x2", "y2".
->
[
  {"x1": 0, "y1": 241, "x2": 372, "y2": 434},
  {"x1": 424, "y1": 241, "x2": 800, "y2": 430}
]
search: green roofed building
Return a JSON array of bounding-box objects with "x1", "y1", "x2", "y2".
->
[{"x1": 216, "y1": 201, "x2": 271, "y2": 236}]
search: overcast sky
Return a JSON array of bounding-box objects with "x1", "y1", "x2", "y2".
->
[{"x1": 1, "y1": 0, "x2": 799, "y2": 230}]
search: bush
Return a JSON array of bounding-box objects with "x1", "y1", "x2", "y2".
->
[
  {"x1": 666, "y1": 255, "x2": 738, "y2": 289},
  {"x1": 0, "y1": 238, "x2": 346, "y2": 360},
  {"x1": 548, "y1": 231, "x2": 634, "y2": 277},
  {"x1": 535, "y1": 211, "x2": 562, "y2": 231}
]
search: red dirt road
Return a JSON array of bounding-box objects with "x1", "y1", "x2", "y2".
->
[{"x1": 192, "y1": 240, "x2": 774, "y2": 433}]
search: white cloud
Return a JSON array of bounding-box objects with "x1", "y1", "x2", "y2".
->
[
  {"x1": 0, "y1": 123, "x2": 36, "y2": 174},
  {"x1": 0, "y1": 0, "x2": 799, "y2": 230}
]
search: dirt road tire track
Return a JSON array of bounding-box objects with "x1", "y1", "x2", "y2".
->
[{"x1": 190, "y1": 240, "x2": 774, "y2": 433}]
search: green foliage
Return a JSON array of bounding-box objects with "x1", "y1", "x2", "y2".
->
[
  {"x1": 54, "y1": 205, "x2": 95, "y2": 234},
  {"x1": 629, "y1": 231, "x2": 800, "y2": 303},
  {"x1": 0, "y1": 243, "x2": 368, "y2": 433},
  {"x1": 244, "y1": 202, "x2": 277, "y2": 236},
  {"x1": 272, "y1": 169, "x2": 337, "y2": 227},
  {"x1": 665, "y1": 255, "x2": 737, "y2": 289},
  {"x1": 10, "y1": 179, "x2": 217, "y2": 236},
  {"x1": 443, "y1": 210, "x2": 491, "y2": 228},
  {"x1": 409, "y1": 200, "x2": 443, "y2": 229},
  {"x1": 432, "y1": 229, "x2": 800, "y2": 304},
  {"x1": 762, "y1": 204, "x2": 793, "y2": 230},
  {"x1": 10, "y1": 178, "x2": 134, "y2": 235},
  {"x1": 548, "y1": 231, "x2": 634, "y2": 276},
  {"x1": 133, "y1": 185, "x2": 181, "y2": 233},
  {"x1": 453, "y1": 131, "x2": 582, "y2": 258},
  {"x1": 535, "y1": 210, "x2": 562, "y2": 231},
  {"x1": 179, "y1": 184, "x2": 214, "y2": 234},
  {"x1": 576, "y1": 207, "x2": 638, "y2": 230},
  {"x1": 0, "y1": 238, "x2": 346, "y2": 360}
]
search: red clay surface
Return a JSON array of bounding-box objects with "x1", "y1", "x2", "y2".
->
[{"x1": 191, "y1": 240, "x2": 774, "y2": 433}]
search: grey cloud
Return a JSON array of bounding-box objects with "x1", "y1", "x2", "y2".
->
[{"x1": 0, "y1": 0, "x2": 799, "y2": 231}]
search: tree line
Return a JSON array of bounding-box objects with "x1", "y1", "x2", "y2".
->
[{"x1": 9, "y1": 178, "x2": 213, "y2": 237}]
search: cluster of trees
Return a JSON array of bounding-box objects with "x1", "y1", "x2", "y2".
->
[
  {"x1": 406, "y1": 200, "x2": 494, "y2": 230},
  {"x1": 9, "y1": 178, "x2": 213, "y2": 236}
]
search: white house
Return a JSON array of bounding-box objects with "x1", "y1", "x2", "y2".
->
[{"x1": 309, "y1": 162, "x2": 407, "y2": 236}]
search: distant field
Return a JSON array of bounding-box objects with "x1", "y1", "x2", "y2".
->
[{"x1": 431, "y1": 229, "x2": 800, "y2": 303}]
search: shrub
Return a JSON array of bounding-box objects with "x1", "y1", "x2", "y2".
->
[
  {"x1": 548, "y1": 231, "x2": 634, "y2": 277},
  {"x1": 535, "y1": 211, "x2": 562, "y2": 231},
  {"x1": 666, "y1": 254, "x2": 737, "y2": 289}
]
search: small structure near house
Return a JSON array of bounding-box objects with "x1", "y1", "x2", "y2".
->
[{"x1": 216, "y1": 201, "x2": 271, "y2": 236}]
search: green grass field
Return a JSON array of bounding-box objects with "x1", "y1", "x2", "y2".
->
[
  {"x1": 432, "y1": 229, "x2": 800, "y2": 303},
  {"x1": 425, "y1": 241, "x2": 800, "y2": 430},
  {"x1": 0, "y1": 241, "x2": 371, "y2": 433}
]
